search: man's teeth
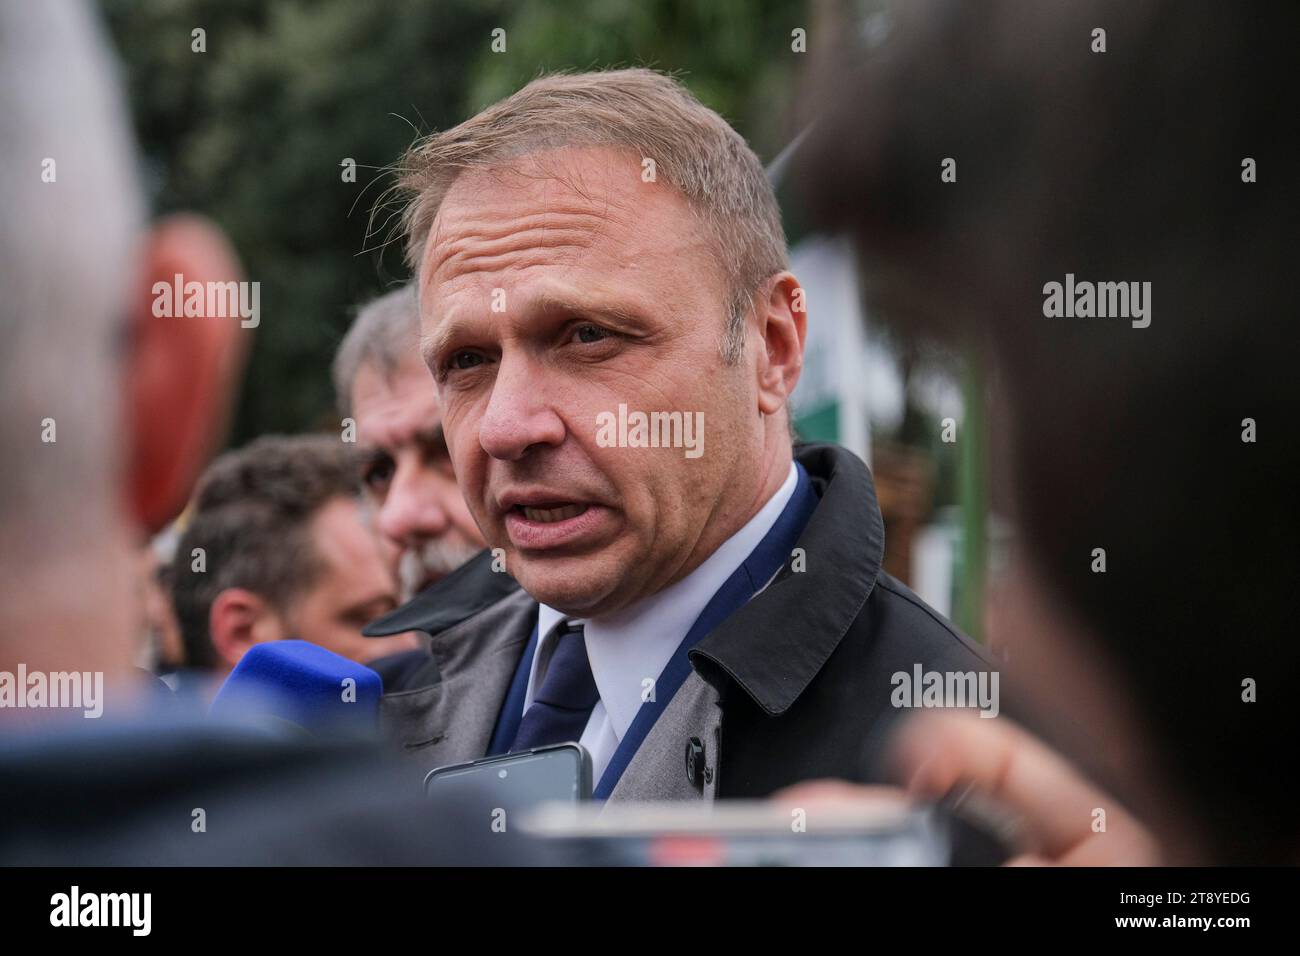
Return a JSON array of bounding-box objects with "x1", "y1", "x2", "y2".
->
[{"x1": 521, "y1": 504, "x2": 588, "y2": 523}]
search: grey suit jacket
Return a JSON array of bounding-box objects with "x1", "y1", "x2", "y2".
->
[{"x1": 377, "y1": 587, "x2": 720, "y2": 802}]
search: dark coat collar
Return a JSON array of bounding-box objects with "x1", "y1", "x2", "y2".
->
[
  {"x1": 688, "y1": 443, "x2": 885, "y2": 715},
  {"x1": 364, "y1": 443, "x2": 885, "y2": 717},
  {"x1": 362, "y1": 547, "x2": 520, "y2": 638}
]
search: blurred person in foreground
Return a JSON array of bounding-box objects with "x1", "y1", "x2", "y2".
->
[
  {"x1": 169, "y1": 434, "x2": 418, "y2": 692},
  {"x1": 781, "y1": 0, "x2": 1297, "y2": 865},
  {"x1": 333, "y1": 285, "x2": 485, "y2": 603},
  {"x1": 0, "y1": 0, "x2": 525, "y2": 864}
]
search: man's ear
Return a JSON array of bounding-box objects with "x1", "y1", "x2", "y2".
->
[
  {"x1": 755, "y1": 272, "x2": 807, "y2": 416},
  {"x1": 126, "y1": 215, "x2": 249, "y2": 533},
  {"x1": 208, "y1": 588, "x2": 283, "y2": 671}
]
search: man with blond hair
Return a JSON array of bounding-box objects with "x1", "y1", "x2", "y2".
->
[{"x1": 366, "y1": 68, "x2": 990, "y2": 802}]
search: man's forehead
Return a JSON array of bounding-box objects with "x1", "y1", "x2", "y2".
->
[{"x1": 417, "y1": 146, "x2": 703, "y2": 305}]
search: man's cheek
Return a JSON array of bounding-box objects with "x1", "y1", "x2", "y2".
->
[
  {"x1": 442, "y1": 417, "x2": 474, "y2": 479},
  {"x1": 439, "y1": 402, "x2": 470, "y2": 455}
]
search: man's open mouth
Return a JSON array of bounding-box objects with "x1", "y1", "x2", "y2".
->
[
  {"x1": 515, "y1": 503, "x2": 590, "y2": 523},
  {"x1": 501, "y1": 496, "x2": 610, "y2": 551}
]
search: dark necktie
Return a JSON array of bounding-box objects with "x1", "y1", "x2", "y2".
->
[{"x1": 509, "y1": 621, "x2": 599, "y2": 751}]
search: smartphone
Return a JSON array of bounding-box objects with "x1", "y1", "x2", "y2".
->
[{"x1": 424, "y1": 743, "x2": 593, "y2": 820}]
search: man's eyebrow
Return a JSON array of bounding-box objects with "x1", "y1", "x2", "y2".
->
[
  {"x1": 419, "y1": 296, "x2": 651, "y2": 369},
  {"x1": 535, "y1": 294, "x2": 646, "y2": 328},
  {"x1": 419, "y1": 323, "x2": 455, "y2": 372}
]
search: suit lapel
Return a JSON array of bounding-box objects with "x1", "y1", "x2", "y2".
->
[
  {"x1": 607, "y1": 671, "x2": 722, "y2": 802},
  {"x1": 379, "y1": 588, "x2": 536, "y2": 777}
]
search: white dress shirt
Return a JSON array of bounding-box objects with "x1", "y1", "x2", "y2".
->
[{"x1": 525, "y1": 461, "x2": 799, "y2": 784}]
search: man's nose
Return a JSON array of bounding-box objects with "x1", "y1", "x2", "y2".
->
[
  {"x1": 376, "y1": 462, "x2": 450, "y2": 547},
  {"x1": 477, "y1": 353, "x2": 565, "y2": 461}
]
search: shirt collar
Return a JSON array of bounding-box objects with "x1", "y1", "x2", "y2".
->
[{"x1": 534, "y1": 461, "x2": 799, "y2": 740}]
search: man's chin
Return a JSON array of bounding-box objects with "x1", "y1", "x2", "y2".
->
[{"x1": 513, "y1": 559, "x2": 620, "y2": 617}]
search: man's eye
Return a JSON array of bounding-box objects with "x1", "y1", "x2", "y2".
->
[
  {"x1": 450, "y1": 350, "x2": 484, "y2": 371},
  {"x1": 362, "y1": 456, "x2": 394, "y2": 492},
  {"x1": 573, "y1": 323, "x2": 610, "y2": 344}
]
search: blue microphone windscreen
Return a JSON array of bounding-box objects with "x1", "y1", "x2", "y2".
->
[{"x1": 210, "y1": 640, "x2": 383, "y2": 737}]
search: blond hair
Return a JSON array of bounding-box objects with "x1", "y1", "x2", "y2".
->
[{"x1": 396, "y1": 68, "x2": 787, "y2": 360}]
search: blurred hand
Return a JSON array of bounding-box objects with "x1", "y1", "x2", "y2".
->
[{"x1": 775, "y1": 711, "x2": 1159, "y2": 866}]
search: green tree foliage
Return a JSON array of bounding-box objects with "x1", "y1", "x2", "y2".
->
[{"x1": 467, "y1": 0, "x2": 808, "y2": 166}]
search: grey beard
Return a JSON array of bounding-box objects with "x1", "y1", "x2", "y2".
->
[{"x1": 397, "y1": 537, "x2": 482, "y2": 601}]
